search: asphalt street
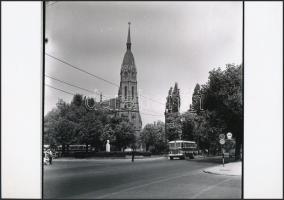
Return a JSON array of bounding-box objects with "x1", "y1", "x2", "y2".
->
[{"x1": 44, "y1": 157, "x2": 241, "y2": 199}]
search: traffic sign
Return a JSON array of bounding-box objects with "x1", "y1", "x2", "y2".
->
[
  {"x1": 219, "y1": 134, "x2": 225, "y2": 140},
  {"x1": 227, "y1": 132, "x2": 233, "y2": 140},
  {"x1": 219, "y1": 139, "x2": 225, "y2": 145}
]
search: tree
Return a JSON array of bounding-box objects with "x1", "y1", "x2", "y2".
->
[
  {"x1": 153, "y1": 121, "x2": 167, "y2": 153},
  {"x1": 165, "y1": 83, "x2": 180, "y2": 114},
  {"x1": 141, "y1": 124, "x2": 156, "y2": 151},
  {"x1": 165, "y1": 87, "x2": 173, "y2": 113},
  {"x1": 114, "y1": 120, "x2": 136, "y2": 151},
  {"x1": 100, "y1": 124, "x2": 116, "y2": 146},
  {"x1": 197, "y1": 64, "x2": 243, "y2": 159},
  {"x1": 53, "y1": 117, "x2": 77, "y2": 153},
  {"x1": 71, "y1": 94, "x2": 84, "y2": 107},
  {"x1": 141, "y1": 121, "x2": 167, "y2": 153},
  {"x1": 165, "y1": 82, "x2": 181, "y2": 141},
  {"x1": 180, "y1": 111, "x2": 195, "y2": 141},
  {"x1": 191, "y1": 83, "x2": 202, "y2": 113},
  {"x1": 165, "y1": 112, "x2": 182, "y2": 141},
  {"x1": 44, "y1": 99, "x2": 78, "y2": 153},
  {"x1": 193, "y1": 83, "x2": 200, "y2": 95},
  {"x1": 171, "y1": 83, "x2": 180, "y2": 113},
  {"x1": 44, "y1": 108, "x2": 60, "y2": 146},
  {"x1": 44, "y1": 94, "x2": 138, "y2": 153},
  {"x1": 78, "y1": 110, "x2": 103, "y2": 151}
]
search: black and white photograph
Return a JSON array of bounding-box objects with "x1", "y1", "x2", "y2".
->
[
  {"x1": 2, "y1": 1, "x2": 284, "y2": 199},
  {"x1": 43, "y1": 1, "x2": 243, "y2": 199},
  {"x1": 1, "y1": 1, "x2": 283, "y2": 199}
]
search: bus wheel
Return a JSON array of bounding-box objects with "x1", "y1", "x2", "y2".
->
[{"x1": 170, "y1": 157, "x2": 173, "y2": 160}]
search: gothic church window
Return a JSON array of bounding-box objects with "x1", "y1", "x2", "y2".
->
[
  {"x1": 124, "y1": 71, "x2": 128, "y2": 78},
  {"x1": 124, "y1": 86, "x2": 127, "y2": 100}
]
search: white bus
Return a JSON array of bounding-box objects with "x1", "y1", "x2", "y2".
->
[
  {"x1": 168, "y1": 140, "x2": 198, "y2": 160},
  {"x1": 57, "y1": 144, "x2": 92, "y2": 152}
]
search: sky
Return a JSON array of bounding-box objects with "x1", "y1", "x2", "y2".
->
[{"x1": 45, "y1": 1, "x2": 242, "y2": 126}]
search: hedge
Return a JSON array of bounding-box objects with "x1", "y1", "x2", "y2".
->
[{"x1": 70, "y1": 151, "x2": 152, "y2": 158}]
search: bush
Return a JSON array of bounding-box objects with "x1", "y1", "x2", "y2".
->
[{"x1": 73, "y1": 151, "x2": 152, "y2": 158}]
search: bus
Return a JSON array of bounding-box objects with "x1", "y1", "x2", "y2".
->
[
  {"x1": 168, "y1": 140, "x2": 198, "y2": 160},
  {"x1": 57, "y1": 144, "x2": 93, "y2": 156}
]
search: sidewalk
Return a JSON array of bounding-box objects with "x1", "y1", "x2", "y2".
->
[{"x1": 203, "y1": 161, "x2": 242, "y2": 176}]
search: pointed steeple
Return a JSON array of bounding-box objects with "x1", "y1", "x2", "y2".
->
[{"x1": 126, "y1": 22, "x2": 131, "y2": 50}]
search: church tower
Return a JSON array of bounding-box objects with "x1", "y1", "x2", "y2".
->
[{"x1": 118, "y1": 22, "x2": 142, "y2": 137}]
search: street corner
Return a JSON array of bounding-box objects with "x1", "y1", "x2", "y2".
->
[{"x1": 203, "y1": 161, "x2": 242, "y2": 176}]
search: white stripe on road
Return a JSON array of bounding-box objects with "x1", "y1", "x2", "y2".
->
[{"x1": 191, "y1": 177, "x2": 232, "y2": 199}]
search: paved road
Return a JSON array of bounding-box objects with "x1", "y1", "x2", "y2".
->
[{"x1": 44, "y1": 157, "x2": 241, "y2": 199}]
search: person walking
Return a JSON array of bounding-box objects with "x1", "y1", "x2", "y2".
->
[
  {"x1": 48, "y1": 149, "x2": 53, "y2": 165},
  {"x1": 131, "y1": 148, "x2": 135, "y2": 162}
]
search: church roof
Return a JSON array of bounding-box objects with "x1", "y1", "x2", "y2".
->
[
  {"x1": 121, "y1": 22, "x2": 136, "y2": 72},
  {"x1": 122, "y1": 50, "x2": 135, "y2": 66}
]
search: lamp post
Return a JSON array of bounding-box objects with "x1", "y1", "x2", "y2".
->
[{"x1": 196, "y1": 94, "x2": 204, "y2": 154}]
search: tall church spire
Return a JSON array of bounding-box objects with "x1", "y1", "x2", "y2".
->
[
  {"x1": 118, "y1": 21, "x2": 142, "y2": 146},
  {"x1": 127, "y1": 22, "x2": 131, "y2": 50}
]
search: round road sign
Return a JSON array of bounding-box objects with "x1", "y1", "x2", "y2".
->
[
  {"x1": 219, "y1": 139, "x2": 225, "y2": 145},
  {"x1": 219, "y1": 134, "x2": 225, "y2": 140}
]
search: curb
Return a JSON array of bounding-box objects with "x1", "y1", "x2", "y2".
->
[
  {"x1": 202, "y1": 162, "x2": 242, "y2": 176},
  {"x1": 202, "y1": 169, "x2": 240, "y2": 176},
  {"x1": 53, "y1": 156, "x2": 167, "y2": 162}
]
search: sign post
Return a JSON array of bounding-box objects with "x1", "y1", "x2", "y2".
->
[
  {"x1": 222, "y1": 150, "x2": 224, "y2": 167},
  {"x1": 219, "y1": 138, "x2": 225, "y2": 167}
]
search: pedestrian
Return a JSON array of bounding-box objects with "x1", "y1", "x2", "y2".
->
[
  {"x1": 131, "y1": 149, "x2": 135, "y2": 162},
  {"x1": 44, "y1": 151, "x2": 48, "y2": 165},
  {"x1": 48, "y1": 149, "x2": 53, "y2": 165}
]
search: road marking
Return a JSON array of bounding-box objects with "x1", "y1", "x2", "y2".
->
[
  {"x1": 96, "y1": 169, "x2": 201, "y2": 199},
  {"x1": 191, "y1": 177, "x2": 232, "y2": 198}
]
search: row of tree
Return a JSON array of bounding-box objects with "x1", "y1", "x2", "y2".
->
[
  {"x1": 44, "y1": 94, "x2": 136, "y2": 152},
  {"x1": 160, "y1": 64, "x2": 243, "y2": 159}
]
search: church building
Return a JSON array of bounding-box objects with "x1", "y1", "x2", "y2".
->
[
  {"x1": 117, "y1": 22, "x2": 142, "y2": 136},
  {"x1": 101, "y1": 22, "x2": 142, "y2": 139}
]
